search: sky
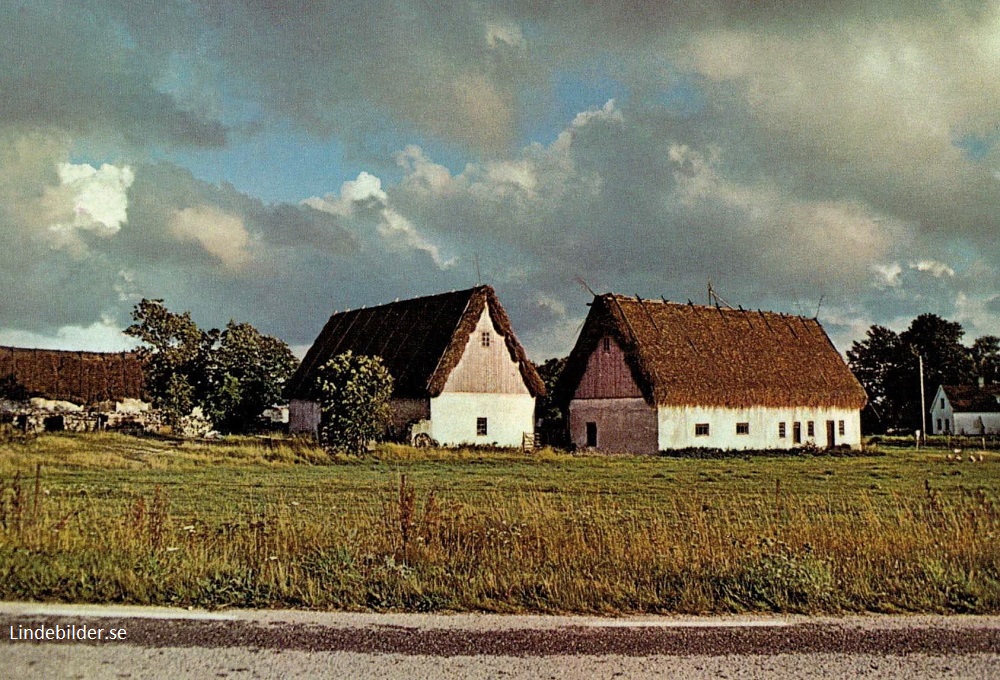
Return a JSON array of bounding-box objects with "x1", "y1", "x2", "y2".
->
[{"x1": 2, "y1": 0, "x2": 999, "y2": 361}]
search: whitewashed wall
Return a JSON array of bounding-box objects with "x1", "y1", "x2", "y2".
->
[
  {"x1": 430, "y1": 392, "x2": 535, "y2": 446},
  {"x1": 431, "y1": 306, "x2": 535, "y2": 447},
  {"x1": 657, "y1": 405, "x2": 862, "y2": 450},
  {"x1": 930, "y1": 386, "x2": 953, "y2": 434},
  {"x1": 953, "y1": 412, "x2": 1000, "y2": 435}
]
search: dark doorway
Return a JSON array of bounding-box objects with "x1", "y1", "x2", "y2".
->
[
  {"x1": 586, "y1": 421, "x2": 597, "y2": 447},
  {"x1": 826, "y1": 420, "x2": 836, "y2": 448},
  {"x1": 43, "y1": 415, "x2": 64, "y2": 432},
  {"x1": 793, "y1": 421, "x2": 802, "y2": 444}
]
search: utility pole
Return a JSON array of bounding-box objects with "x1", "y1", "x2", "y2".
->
[{"x1": 919, "y1": 353, "x2": 927, "y2": 445}]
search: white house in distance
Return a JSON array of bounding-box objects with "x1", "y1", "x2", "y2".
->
[
  {"x1": 285, "y1": 286, "x2": 544, "y2": 447},
  {"x1": 929, "y1": 382, "x2": 1000, "y2": 435},
  {"x1": 558, "y1": 294, "x2": 868, "y2": 454}
]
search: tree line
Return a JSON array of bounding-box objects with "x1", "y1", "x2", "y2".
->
[{"x1": 847, "y1": 313, "x2": 1000, "y2": 434}]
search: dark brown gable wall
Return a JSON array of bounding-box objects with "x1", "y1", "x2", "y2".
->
[{"x1": 573, "y1": 336, "x2": 643, "y2": 399}]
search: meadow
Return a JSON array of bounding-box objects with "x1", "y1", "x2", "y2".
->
[{"x1": 0, "y1": 431, "x2": 997, "y2": 614}]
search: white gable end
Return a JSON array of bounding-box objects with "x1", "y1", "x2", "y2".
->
[{"x1": 441, "y1": 307, "x2": 530, "y2": 395}]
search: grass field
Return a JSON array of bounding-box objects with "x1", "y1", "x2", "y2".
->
[{"x1": 0, "y1": 431, "x2": 998, "y2": 614}]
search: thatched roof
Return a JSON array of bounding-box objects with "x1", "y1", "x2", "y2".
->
[
  {"x1": 286, "y1": 286, "x2": 544, "y2": 399},
  {"x1": 559, "y1": 294, "x2": 867, "y2": 409},
  {"x1": 942, "y1": 384, "x2": 1000, "y2": 413},
  {"x1": 0, "y1": 346, "x2": 144, "y2": 405}
]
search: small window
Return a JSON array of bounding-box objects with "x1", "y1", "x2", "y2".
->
[
  {"x1": 944, "y1": 419, "x2": 950, "y2": 433},
  {"x1": 481, "y1": 331, "x2": 490, "y2": 348},
  {"x1": 940, "y1": 398, "x2": 945, "y2": 409},
  {"x1": 793, "y1": 422, "x2": 802, "y2": 444},
  {"x1": 838, "y1": 420, "x2": 845, "y2": 436},
  {"x1": 736, "y1": 422, "x2": 749, "y2": 435},
  {"x1": 807, "y1": 421, "x2": 815, "y2": 438},
  {"x1": 476, "y1": 417, "x2": 488, "y2": 436},
  {"x1": 695, "y1": 423, "x2": 710, "y2": 436},
  {"x1": 603, "y1": 336, "x2": 611, "y2": 352},
  {"x1": 937, "y1": 418, "x2": 942, "y2": 433},
  {"x1": 778, "y1": 422, "x2": 786, "y2": 438},
  {"x1": 586, "y1": 422, "x2": 597, "y2": 447}
]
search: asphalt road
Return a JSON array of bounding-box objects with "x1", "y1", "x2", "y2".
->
[{"x1": 2, "y1": 603, "x2": 998, "y2": 679}]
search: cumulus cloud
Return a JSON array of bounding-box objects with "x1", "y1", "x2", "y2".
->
[
  {"x1": 170, "y1": 206, "x2": 252, "y2": 271},
  {"x1": 910, "y1": 259, "x2": 956, "y2": 278},
  {"x1": 306, "y1": 172, "x2": 454, "y2": 269},
  {"x1": 47, "y1": 163, "x2": 135, "y2": 253},
  {"x1": 3, "y1": 0, "x2": 1000, "y2": 360}
]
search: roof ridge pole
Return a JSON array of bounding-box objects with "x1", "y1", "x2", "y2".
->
[{"x1": 636, "y1": 295, "x2": 659, "y2": 332}]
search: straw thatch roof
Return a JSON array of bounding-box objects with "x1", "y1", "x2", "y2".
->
[
  {"x1": 286, "y1": 286, "x2": 544, "y2": 399},
  {"x1": 559, "y1": 294, "x2": 867, "y2": 409},
  {"x1": 942, "y1": 384, "x2": 1000, "y2": 413},
  {"x1": 0, "y1": 346, "x2": 144, "y2": 405}
]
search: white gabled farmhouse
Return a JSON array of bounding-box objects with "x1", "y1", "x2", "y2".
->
[
  {"x1": 930, "y1": 383, "x2": 1000, "y2": 435},
  {"x1": 558, "y1": 294, "x2": 868, "y2": 454},
  {"x1": 285, "y1": 286, "x2": 544, "y2": 447}
]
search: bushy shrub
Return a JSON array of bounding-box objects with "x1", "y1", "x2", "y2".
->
[{"x1": 313, "y1": 351, "x2": 393, "y2": 455}]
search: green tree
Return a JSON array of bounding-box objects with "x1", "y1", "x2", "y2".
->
[
  {"x1": 0, "y1": 373, "x2": 29, "y2": 402},
  {"x1": 125, "y1": 299, "x2": 215, "y2": 425},
  {"x1": 312, "y1": 351, "x2": 393, "y2": 455},
  {"x1": 848, "y1": 314, "x2": 980, "y2": 433},
  {"x1": 847, "y1": 325, "x2": 905, "y2": 432},
  {"x1": 126, "y1": 299, "x2": 298, "y2": 433},
  {"x1": 971, "y1": 335, "x2": 1000, "y2": 384},
  {"x1": 898, "y1": 314, "x2": 976, "y2": 430},
  {"x1": 534, "y1": 356, "x2": 567, "y2": 441},
  {"x1": 203, "y1": 321, "x2": 298, "y2": 433}
]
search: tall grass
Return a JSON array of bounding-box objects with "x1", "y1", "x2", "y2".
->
[{"x1": 1, "y1": 464, "x2": 997, "y2": 613}]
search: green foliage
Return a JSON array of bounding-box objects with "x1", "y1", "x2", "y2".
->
[
  {"x1": 125, "y1": 299, "x2": 215, "y2": 424},
  {"x1": 125, "y1": 299, "x2": 298, "y2": 433},
  {"x1": 313, "y1": 351, "x2": 394, "y2": 455},
  {"x1": 849, "y1": 313, "x2": 990, "y2": 433},
  {"x1": 202, "y1": 322, "x2": 298, "y2": 433},
  {"x1": 0, "y1": 373, "x2": 29, "y2": 402},
  {"x1": 972, "y1": 336, "x2": 1000, "y2": 385},
  {"x1": 534, "y1": 357, "x2": 567, "y2": 433}
]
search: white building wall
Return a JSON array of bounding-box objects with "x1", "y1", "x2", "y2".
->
[
  {"x1": 657, "y1": 405, "x2": 862, "y2": 450},
  {"x1": 430, "y1": 392, "x2": 535, "y2": 447},
  {"x1": 929, "y1": 386, "x2": 953, "y2": 434},
  {"x1": 953, "y1": 412, "x2": 1000, "y2": 435}
]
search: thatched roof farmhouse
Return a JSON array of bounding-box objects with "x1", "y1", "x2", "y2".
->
[
  {"x1": 287, "y1": 286, "x2": 544, "y2": 446},
  {"x1": 558, "y1": 294, "x2": 867, "y2": 454}
]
